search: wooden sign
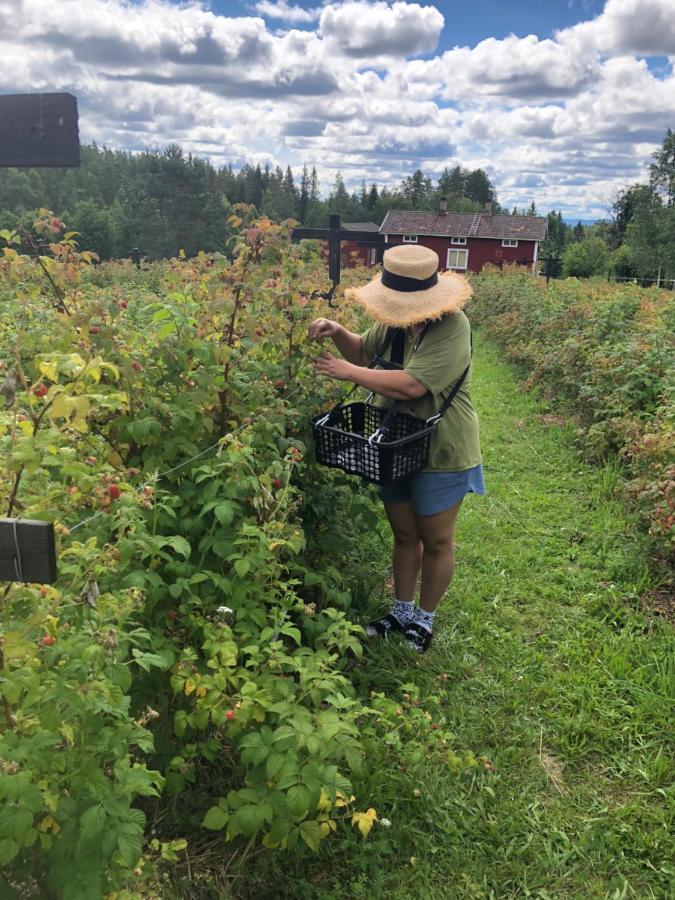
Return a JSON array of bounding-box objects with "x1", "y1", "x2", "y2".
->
[
  {"x1": 0, "y1": 519, "x2": 57, "y2": 584},
  {"x1": 0, "y1": 92, "x2": 80, "y2": 168}
]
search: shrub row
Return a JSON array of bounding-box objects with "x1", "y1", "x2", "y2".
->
[
  {"x1": 469, "y1": 266, "x2": 674, "y2": 571},
  {"x1": 0, "y1": 212, "x2": 476, "y2": 898}
]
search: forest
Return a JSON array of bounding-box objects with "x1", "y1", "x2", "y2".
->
[{"x1": 0, "y1": 130, "x2": 673, "y2": 285}]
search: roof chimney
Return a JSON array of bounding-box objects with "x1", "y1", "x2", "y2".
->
[
  {"x1": 484, "y1": 201, "x2": 493, "y2": 216},
  {"x1": 439, "y1": 196, "x2": 447, "y2": 216}
]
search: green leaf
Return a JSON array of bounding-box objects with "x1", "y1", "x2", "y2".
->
[
  {"x1": 79, "y1": 804, "x2": 106, "y2": 841},
  {"x1": 266, "y1": 752, "x2": 285, "y2": 779},
  {"x1": 202, "y1": 806, "x2": 229, "y2": 830},
  {"x1": 131, "y1": 649, "x2": 171, "y2": 672},
  {"x1": 234, "y1": 558, "x2": 250, "y2": 577},
  {"x1": 0, "y1": 838, "x2": 18, "y2": 866},
  {"x1": 228, "y1": 803, "x2": 266, "y2": 838},
  {"x1": 116, "y1": 821, "x2": 143, "y2": 866},
  {"x1": 159, "y1": 536, "x2": 192, "y2": 559},
  {"x1": 286, "y1": 785, "x2": 311, "y2": 819},
  {"x1": 299, "y1": 819, "x2": 322, "y2": 851},
  {"x1": 214, "y1": 501, "x2": 236, "y2": 526}
]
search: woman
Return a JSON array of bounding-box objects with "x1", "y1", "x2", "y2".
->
[{"x1": 308, "y1": 244, "x2": 485, "y2": 653}]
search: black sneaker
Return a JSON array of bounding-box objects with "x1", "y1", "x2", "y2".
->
[
  {"x1": 365, "y1": 613, "x2": 405, "y2": 639},
  {"x1": 402, "y1": 621, "x2": 432, "y2": 653}
]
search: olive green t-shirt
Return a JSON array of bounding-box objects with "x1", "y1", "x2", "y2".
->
[{"x1": 360, "y1": 312, "x2": 482, "y2": 472}]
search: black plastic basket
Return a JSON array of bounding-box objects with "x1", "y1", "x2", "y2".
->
[{"x1": 312, "y1": 400, "x2": 435, "y2": 486}]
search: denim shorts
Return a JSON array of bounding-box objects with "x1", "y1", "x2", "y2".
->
[{"x1": 378, "y1": 464, "x2": 486, "y2": 516}]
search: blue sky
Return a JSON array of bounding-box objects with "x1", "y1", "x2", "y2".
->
[
  {"x1": 224, "y1": 0, "x2": 608, "y2": 48},
  {"x1": 2, "y1": 0, "x2": 674, "y2": 218}
]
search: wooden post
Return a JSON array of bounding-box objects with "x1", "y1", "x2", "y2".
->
[{"x1": 291, "y1": 217, "x2": 384, "y2": 302}]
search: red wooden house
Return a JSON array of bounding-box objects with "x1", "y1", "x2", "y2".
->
[
  {"x1": 341, "y1": 222, "x2": 381, "y2": 267},
  {"x1": 380, "y1": 203, "x2": 547, "y2": 274}
]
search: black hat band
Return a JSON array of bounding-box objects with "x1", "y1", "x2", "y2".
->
[{"x1": 381, "y1": 269, "x2": 439, "y2": 292}]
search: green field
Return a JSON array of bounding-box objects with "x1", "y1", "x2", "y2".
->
[
  {"x1": 170, "y1": 334, "x2": 673, "y2": 899},
  {"x1": 1, "y1": 222, "x2": 672, "y2": 899}
]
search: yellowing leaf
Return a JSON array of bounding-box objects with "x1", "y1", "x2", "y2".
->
[
  {"x1": 319, "y1": 819, "x2": 337, "y2": 837},
  {"x1": 184, "y1": 678, "x2": 196, "y2": 696},
  {"x1": 59, "y1": 724, "x2": 75, "y2": 747},
  {"x1": 38, "y1": 360, "x2": 59, "y2": 381},
  {"x1": 318, "y1": 789, "x2": 332, "y2": 813},
  {"x1": 39, "y1": 816, "x2": 61, "y2": 835},
  {"x1": 50, "y1": 393, "x2": 74, "y2": 419},
  {"x1": 334, "y1": 791, "x2": 355, "y2": 808},
  {"x1": 72, "y1": 396, "x2": 91, "y2": 419},
  {"x1": 351, "y1": 808, "x2": 377, "y2": 839},
  {"x1": 196, "y1": 685, "x2": 207, "y2": 699}
]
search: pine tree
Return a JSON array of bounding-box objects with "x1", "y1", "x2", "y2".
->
[
  {"x1": 649, "y1": 127, "x2": 675, "y2": 206},
  {"x1": 329, "y1": 172, "x2": 349, "y2": 214},
  {"x1": 310, "y1": 167, "x2": 319, "y2": 202},
  {"x1": 298, "y1": 164, "x2": 310, "y2": 223}
]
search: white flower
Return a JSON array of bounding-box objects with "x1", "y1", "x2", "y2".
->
[
  {"x1": 379, "y1": 818, "x2": 392, "y2": 828},
  {"x1": 216, "y1": 606, "x2": 233, "y2": 616}
]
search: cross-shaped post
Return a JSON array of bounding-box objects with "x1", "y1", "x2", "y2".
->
[{"x1": 291, "y1": 213, "x2": 384, "y2": 304}]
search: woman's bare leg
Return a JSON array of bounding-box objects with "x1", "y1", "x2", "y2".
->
[
  {"x1": 384, "y1": 501, "x2": 423, "y2": 601},
  {"x1": 416, "y1": 499, "x2": 463, "y2": 612}
]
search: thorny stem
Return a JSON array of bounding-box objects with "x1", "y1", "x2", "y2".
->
[
  {"x1": 19, "y1": 227, "x2": 71, "y2": 315},
  {"x1": 218, "y1": 252, "x2": 252, "y2": 432},
  {"x1": 0, "y1": 637, "x2": 13, "y2": 728}
]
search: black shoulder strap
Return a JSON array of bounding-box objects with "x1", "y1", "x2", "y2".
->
[
  {"x1": 370, "y1": 326, "x2": 403, "y2": 370},
  {"x1": 371, "y1": 323, "x2": 432, "y2": 370}
]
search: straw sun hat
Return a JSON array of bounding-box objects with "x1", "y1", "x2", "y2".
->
[{"x1": 344, "y1": 243, "x2": 472, "y2": 327}]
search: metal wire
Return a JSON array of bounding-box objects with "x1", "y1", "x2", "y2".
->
[{"x1": 66, "y1": 382, "x2": 308, "y2": 537}]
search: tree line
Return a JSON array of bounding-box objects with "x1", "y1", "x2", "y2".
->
[
  {"x1": 0, "y1": 145, "x2": 502, "y2": 261},
  {"x1": 542, "y1": 129, "x2": 675, "y2": 284}
]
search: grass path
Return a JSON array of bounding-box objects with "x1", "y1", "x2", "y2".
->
[{"x1": 253, "y1": 333, "x2": 673, "y2": 900}]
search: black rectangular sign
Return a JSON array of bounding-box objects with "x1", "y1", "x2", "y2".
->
[
  {"x1": 0, "y1": 518, "x2": 57, "y2": 584},
  {"x1": 0, "y1": 92, "x2": 80, "y2": 168}
]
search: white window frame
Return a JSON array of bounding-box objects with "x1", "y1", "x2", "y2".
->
[
  {"x1": 446, "y1": 248, "x2": 468, "y2": 270},
  {"x1": 369, "y1": 248, "x2": 377, "y2": 266},
  {"x1": 502, "y1": 239, "x2": 519, "y2": 247},
  {"x1": 402, "y1": 234, "x2": 418, "y2": 243},
  {"x1": 451, "y1": 236, "x2": 467, "y2": 245}
]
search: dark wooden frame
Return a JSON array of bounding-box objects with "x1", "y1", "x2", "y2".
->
[{"x1": 292, "y1": 214, "x2": 384, "y2": 300}]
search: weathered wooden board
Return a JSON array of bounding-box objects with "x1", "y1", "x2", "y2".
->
[
  {"x1": 0, "y1": 518, "x2": 57, "y2": 584},
  {"x1": 0, "y1": 92, "x2": 80, "y2": 168}
]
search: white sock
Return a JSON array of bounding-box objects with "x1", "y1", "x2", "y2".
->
[
  {"x1": 392, "y1": 599, "x2": 414, "y2": 625},
  {"x1": 413, "y1": 606, "x2": 436, "y2": 632}
]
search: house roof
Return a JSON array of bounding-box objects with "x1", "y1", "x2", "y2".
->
[
  {"x1": 342, "y1": 221, "x2": 381, "y2": 232},
  {"x1": 380, "y1": 210, "x2": 547, "y2": 241}
]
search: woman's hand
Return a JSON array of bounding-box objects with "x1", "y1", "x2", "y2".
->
[
  {"x1": 308, "y1": 318, "x2": 341, "y2": 341},
  {"x1": 314, "y1": 351, "x2": 354, "y2": 381}
]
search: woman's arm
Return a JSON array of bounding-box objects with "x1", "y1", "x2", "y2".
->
[
  {"x1": 308, "y1": 318, "x2": 367, "y2": 366},
  {"x1": 314, "y1": 352, "x2": 427, "y2": 400}
]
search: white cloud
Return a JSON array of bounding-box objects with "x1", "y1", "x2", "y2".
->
[
  {"x1": 255, "y1": 0, "x2": 322, "y2": 23},
  {"x1": 1, "y1": 0, "x2": 673, "y2": 217},
  {"x1": 558, "y1": 0, "x2": 675, "y2": 57},
  {"x1": 404, "y1": 34, "x2": 598, "y2": 101},
  {"x1": 320, "y1": 1, "x2": 444, "y2": 58}
]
